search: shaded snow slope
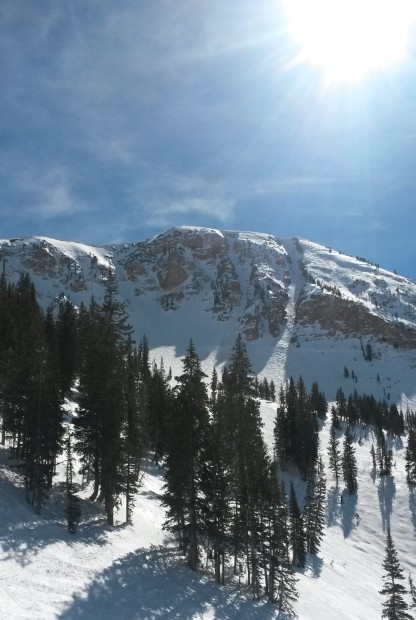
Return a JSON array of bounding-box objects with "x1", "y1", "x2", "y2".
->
[{"x1": 1, "y1": 405, "x2": 416, "y2": 619}]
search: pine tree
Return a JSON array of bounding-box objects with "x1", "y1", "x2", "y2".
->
[
  {"x1": 75, "y1": 272, "x2": 132, "y2": 525},
  {"x1": 2, "y1": 274, "x2": 64, "y2": 511},
  {"x1": 380, "y1": 527, "x2": 412, "y2": 619},
  {"x1": 304, "y1": 457, "x2": 326, "y2": 555},
  {"x1": 64, "y1": 432, "x2": 81, "y2": 534},
  {"x1": 204, "y1": 368, "x2": 233, "y2": 584},
  {"x1": 408, "y1": 574, "x2": 416, "y2": 610},
  {"x1": 342, "y1": 427, "x2": 358, "y2": 494},
  {"x1": 310, "y1": 381, "x2": 328, "y2": 419},
  {"x1": 163, "y1": 340, "x2": 210, "y2": 571},
  {"x1": 370, "y1": 443, "x2": 377, "y2": 471},
  {"x1": 123, "y1": 341, "x2": 143, "y2": 525},
  {"x1": 327, "y1": 424, "x2": 342, "y2": 486},
  {"x1": 335, "y1": 387, "x2": 347, "y2": 422},
  {"x1": 289, "y1": 482, "x2": 306, "y2": 568},
  {"x1": 405, "y1": 425, "x2": 416, "y2": 485},
  {"x1": 55, "y1": 297, "x2": 78, "y2": 398},
  {"x1": 376, "y1": 427, "x2": 393, "y2": 476},
  {"x1": 266, "y1": 473, "x2": 298, "y2": 613}
]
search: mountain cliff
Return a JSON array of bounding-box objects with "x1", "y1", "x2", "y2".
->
[{"x1": 2, "y1": 226, "x2": 416, "y2": 403}]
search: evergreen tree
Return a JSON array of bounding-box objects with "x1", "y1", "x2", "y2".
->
[
  {"x1": 274, "y1": 376, "x2": 319, "y2": 476},
  {"x1": 310, "y1": 381, "x2": 328, "y2": 419},
  {"x1": 335, "y1": 387, "x2": 347, "y2": 421},
  {"x1": 370, "y1": 443, "x2": 377, "y2": 471},
  {"x1": 376, "y1": 427, "x2": 393, "y2": 476},
  {"x1": 64, "y1": 432, "x2": 81, "y2": 534},
  {"x1": 408, "y1": 574, "x2": 416, "y2": 610},
  {"x1": 163, "y1": 340, "x2": 210, "y2": 571},
  {"x1": 327, "y1": 424, "x2": 342, "y2": 486},
  {"x1": 289, "y1": 482, "x2": 306, "y2": 568},
  {"x1": 405, "y1": 425, "x2": 416, "y2": 485},
  {"x1": 204, "y1": 368, "x2": 233, "y2": 584},
  {"x1": 75, "y1": 272, "x2": 132, "y2": 525},
  {"x1": 380, "y1": 527, "x2": 412, "y2": 619},
  {"x1": 55, "y1": 297, "x2": 78, "y2": 398},
  {"x1": 342, "y1": 427, "x2": 358, "y2": 494},
  {"x1": 304, "y1": 457, "x2": 326, "y2": 555},
  {"x1": 1, "y1": 274, "x2": 64, "y2": 511},
  {"x1": 123, "y1": 341, "x2": 143, "y2": 525}
]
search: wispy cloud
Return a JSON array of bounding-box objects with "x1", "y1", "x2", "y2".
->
[{"x1": 13, "y1": 166, "x2": 86, "y2": 219}]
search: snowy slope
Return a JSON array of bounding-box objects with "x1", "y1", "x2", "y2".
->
[
  {"x1": 2, "y1": 226, "x2": 416, "y2": 405},
  {"x1": 1, "y1": 403, "x2": 415, "y2": 619}
]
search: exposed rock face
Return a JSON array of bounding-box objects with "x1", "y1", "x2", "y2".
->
[
  {"x1": 296, "y1": 295, "x2": 416, "y2": 349},
  {"x1": 2, "y1": 226, "x2": 416, "y2": 349}
]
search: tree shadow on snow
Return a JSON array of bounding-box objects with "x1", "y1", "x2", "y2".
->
[
  {"x1": 58, "y1": 545, "x2": 286, "y2": 620},
  {"x1": 326, "y1": 486, "x2": 341, "y2": 528},
  {"x1": 377, "y1": 475, "x2": 396, "y2": 532},
  {"x1": 305, "y1": 554, "x2": 323, "y2": 579},
  {"x1": 0, "y1": 460, "x2": 109, "y2": 567},
  {"x1": 340, "y1": 490, "x2": 357, "y2": 539}
]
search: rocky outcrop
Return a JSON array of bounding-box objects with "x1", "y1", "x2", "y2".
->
[{"x1": 2, "y1": 226, "x2": 416, "y2": 348}]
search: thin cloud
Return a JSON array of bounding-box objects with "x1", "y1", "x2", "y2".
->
[{"x1": 14, "y1": 166, "x2": 86, "y2": 219}]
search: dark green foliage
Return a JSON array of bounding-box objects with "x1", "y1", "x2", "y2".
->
[
  {"x1": 310, "y1": 381, "x2": 328, "y2": 419},
  {"x1": 376, "y1": 427, "x2": 393, "y2": 476},
  {"x1": 303, "y1": 456, "x2": 326, "y2": 555},
  {"x1": 405, "y1": 421, "x2": 416, "y2": 486},
  {"x1": 409, "y1": 574, "x2": 416, "y2": 610},
  {"x1": 342, "y1": 427, "x2": 358, "y2": 495},
  {"x1": 0, "y1": 273, "x2": 64, "y2": 512},
  {"x1": 327, "y1": 424, "x2": 342, "y2": 486},
  {"x1": 380, "y1": 528, "x2": 412, "y2": 619},
  {"x1": 365, "y1": 343, "x2": 373, "y2": 361},
  {"x1": 163, "y1": 340, "x2": 211, "y2": 571},
  {"x1": 332, "y1": 388, "x2": 405, "y2": 436},
  {"x1": 55, "y1": 297, "x2": 79, "y2": 398},
  {"x1": 74, "y1": 271, "x2": 132, "y2": 525},
  {"x1": 289, "y1": 482, "x2": 305, "y2": 568},
  {"x1": 64, "y1": 432, "x2": 81, "y2": 534},
  {"x1": 274, "y1": 376, "x2": 324, "y2": 476}
]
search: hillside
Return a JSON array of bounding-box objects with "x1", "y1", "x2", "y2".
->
[
  {"x1": 0, "y1": 405, "x2": 415, "y2": 619},
  {"x1": 1, "y1": 226, "x2": 416, "y2": 406},
  {"x1": 1, "y1": 225, "x2": 416, "y2": 618}
]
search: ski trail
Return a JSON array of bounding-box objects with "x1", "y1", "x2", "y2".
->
[{"x1": 265, "y1": 238, "x2": 304, "y2": 386}]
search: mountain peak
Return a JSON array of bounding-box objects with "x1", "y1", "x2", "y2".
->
[{"x1": 1, "y1": 227, "x2": 416, "y2": 404}]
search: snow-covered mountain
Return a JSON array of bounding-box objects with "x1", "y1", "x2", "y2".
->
[
  {"x1": 2, "y1": 226, "x2": 416, "y2": 619},
  {"x1": 2, "y1": 226, "x2": 416, "y2": 405}
]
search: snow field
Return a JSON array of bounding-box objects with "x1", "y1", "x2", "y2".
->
[{"x1": 1, "y1": 400, "x2": 415, "y2": 619}]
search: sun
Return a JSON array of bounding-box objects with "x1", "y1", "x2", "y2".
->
[{"x1": 284, "y1": 0, "x2": 416, "y2": 82}]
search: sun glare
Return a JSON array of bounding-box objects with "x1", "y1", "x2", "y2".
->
[{"x1": 284, "y1": 0, "x2": 416, "y2": 82}]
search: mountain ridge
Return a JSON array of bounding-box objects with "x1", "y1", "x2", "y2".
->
[{"x1": 2, "y1": 226, "x2": 416, "y2": 405}]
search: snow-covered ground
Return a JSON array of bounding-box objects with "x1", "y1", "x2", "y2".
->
[{"x1": 1, "y1": 403, "x2": 415, "y2": 619}]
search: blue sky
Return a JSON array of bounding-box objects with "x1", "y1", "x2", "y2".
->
[{"x1": 1, "y1": 1, "x2": 416, "y2": 277}]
